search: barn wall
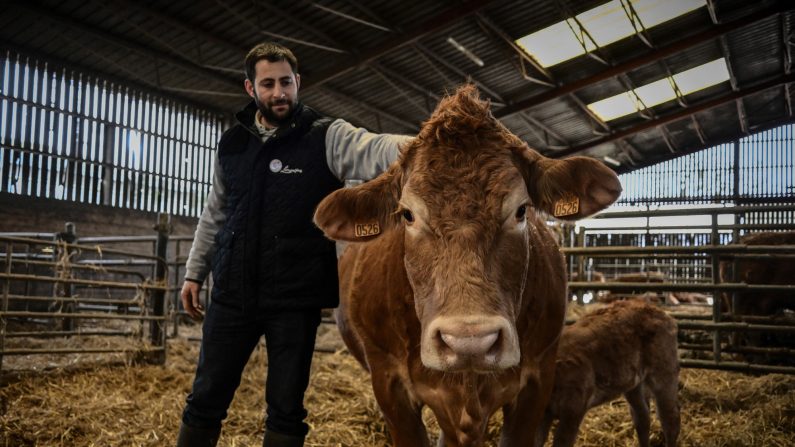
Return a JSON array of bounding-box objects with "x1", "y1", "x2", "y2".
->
[{"x1": 0, "y1": 192, "x2": 198, "y2": 237}]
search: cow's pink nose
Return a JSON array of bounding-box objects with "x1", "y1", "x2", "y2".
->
[
  {"x1": 422, "y1": 315, "x2": 519, "y2": 371},
  {"x1": 439, "y1": 331, "x2": 499, "y2": 356}
]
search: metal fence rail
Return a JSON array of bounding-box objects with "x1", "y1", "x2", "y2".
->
[
  {"x1": 0, "y1": 216, "x2": 171, "y2": 371},
  {"x1": 566, "y1": 204, "x2": 795, "y2": 375}
]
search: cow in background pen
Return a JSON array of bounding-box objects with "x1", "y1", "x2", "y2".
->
[{"x1": 719, "y1": 231, "x2": 795, "y2": 364}]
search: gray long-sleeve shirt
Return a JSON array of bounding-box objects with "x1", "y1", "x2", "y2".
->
[{"x1": 184, "y1": 118, "x2": 411, "y2": 282}]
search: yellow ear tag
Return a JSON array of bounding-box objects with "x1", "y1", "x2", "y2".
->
[
  {"x1": 553, "y1": 193, "x2": 580, "y2": 217},
  {"x1": 354, "y1": 222, "x2": 381, "y2": 237}
]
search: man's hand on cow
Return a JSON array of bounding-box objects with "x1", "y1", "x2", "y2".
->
[{"x1": 181, "y1": 280, "x2": 205, "y2": 321}]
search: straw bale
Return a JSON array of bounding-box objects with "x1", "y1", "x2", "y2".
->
[{"x1": 1, "y1": 322, "x2": 794, "y2": 446}]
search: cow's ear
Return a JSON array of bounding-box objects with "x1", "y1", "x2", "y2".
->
[
  {"x1": 516, "y1": 148, "x2": 622, "y2": 220},
  {"x1": 314, "y1": 168, "x2": 401, "y2": 242}
]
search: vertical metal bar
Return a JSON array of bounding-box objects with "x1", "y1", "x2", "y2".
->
[
  {"x1": 711, "y1": 213, "x2": 722, "y2": 363},
  {"x1": 148, "y1": 95, "x2": 156, "y2": 212},
  {"x1": 0, "y1": 51, "x2": 7, "y2": 194},
  {"x1": 0, "y1": 242, "x2": 12, "y2": 372},
  {"x1": 8, "y1": 55, "x2": 20, "y2": 195},
  {"x1": 150, "y1": 213, "x2": 170, "y2": 364},
  {"x1": 20, "y1": 57, "x2": 32, "y2": 196},
  {"x1": 31, "y1": 60, "x2": 42, "y2": 198},
  {"x1": 171, "y1": 239, "x2": 181, "y2": 338},
  {"x1": 191, "y1": 109, "x2": 199, "y2": 216},
  {"x1": 74, "y1": 73, "x2": 84, "y2": 202},
  {"x1": 53, "y1": 69, "x2": 68, "y2": 200},
  {"x1": 576, "y1": 227, "x2": 585, "y2": 305}
]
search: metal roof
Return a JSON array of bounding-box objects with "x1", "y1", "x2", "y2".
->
[{"x1": 1, "y1": 0, "x2": 792, "y2": 173}]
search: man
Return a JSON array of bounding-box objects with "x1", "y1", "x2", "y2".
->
[{"x1": 176, "y1": 42, "x2": 410, "y2": 447}]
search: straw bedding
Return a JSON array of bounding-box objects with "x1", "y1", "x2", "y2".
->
[{"x1": 1, "y1": 320, "x2": 793, "y2": 446}]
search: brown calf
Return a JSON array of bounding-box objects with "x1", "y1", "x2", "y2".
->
[
  {"x1": 314, "y1": 85, "x2": 621, "y2": 447},
  {"x1": 537, "y1": 300, "x2": 680, "y2": 447}
]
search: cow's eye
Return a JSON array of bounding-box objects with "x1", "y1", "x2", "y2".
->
[
  {"x1": 515, "y1": 204, "x2": 527, "y2": 221},
  {"x1": 401, "y1": 209, "x2": 415, "y2": 224}
]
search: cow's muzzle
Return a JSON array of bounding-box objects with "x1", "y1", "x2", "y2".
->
[{"x1": 421, "y1": 315, "x2": 520, "y2": 372}]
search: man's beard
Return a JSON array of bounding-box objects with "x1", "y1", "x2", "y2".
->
[{"x1": 254, "y1": 96, "x2": 296, "y2": 127}]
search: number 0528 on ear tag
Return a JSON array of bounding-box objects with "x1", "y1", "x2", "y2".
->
[
  {"x1": 354, "y1": 222, "x2": 381, "y2": 237},
  {"x1": 553, "y1": 194, "x2": 580, "y2": 217}
]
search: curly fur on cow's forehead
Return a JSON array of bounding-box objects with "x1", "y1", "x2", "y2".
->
[
  {"x1": 413, "y1": 84, "x2": 525, "y2": 155},
  {"x1": 396, "y1": 85, "x2": 530, "y2": 224}
]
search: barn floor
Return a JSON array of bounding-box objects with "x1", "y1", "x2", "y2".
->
[{"x1": 1, "y1": 318, "x2": 794, "y2": 447}]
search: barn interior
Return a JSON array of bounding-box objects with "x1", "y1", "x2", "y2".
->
[{"x1": 1, "y1": 0, "x2": 794, "y2": 446}]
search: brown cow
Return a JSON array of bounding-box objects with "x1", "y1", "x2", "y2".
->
[
  {"x1": 313, "y1": 85, "x2": 621, "y2": 447},
  {"x1": 719, "y1": 231, "x2": 795, "y2": 361},
  {"x1": 536, "y1": 300, "x2": 680, "y2": 447},
  {"x1": 720, "y1": 231, "x2": 795, "y2": 316}
]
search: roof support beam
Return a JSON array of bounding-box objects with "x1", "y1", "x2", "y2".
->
[
  {"x1": 301, "y1": 0, "x2": 503, "y2": 91},
  {"x1": 367, "y1": 66, "x2": 429, "y2": 114},
  {"x1": 8, "y1": 1, "x2": 243, "y2": 91},
  {"x1": 414, "y1": 43, "x2": 505, "y2": 105},
  {"x1": 475, "y1": 12, "x2": 613, "y2": 143},
  {"x1": 659, "y1": 126, "x2": 678, "y2": 153},
  {"x1": 311, "y1": 88, "x2": 419, "y2": 131},
  {"x1": 494, "y1": 3, "x2": 788, "y2": 119},
  {"x1": 554, "y1": 72, "x2": 795, "y2": 158},
  {"x1": 105, "y1": 0, "x2": 245, "y2": 62},
  {"x1": 783, "y1": 12, "x2": 794, "y2": 117},
  {"x1": 519, "y1": 113, "x2": 571, "y2": 149},
  {"x1": 707, "y1": 2, "x2": 750, "y2": 135},
  {"x1": 473, "y1": 14, "x2": 556, "y2": 86},
  {"x1": 311, "y1": 2, "x2": 393, "y2": 32}
]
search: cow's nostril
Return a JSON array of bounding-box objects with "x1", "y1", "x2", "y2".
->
[{"x1": 439, "y1": 331, "x2": 499, "y2": 356}]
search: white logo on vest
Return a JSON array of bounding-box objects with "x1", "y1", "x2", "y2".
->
[{"x1": 269, "y1": 159, "x2": 303, "y2": 174}]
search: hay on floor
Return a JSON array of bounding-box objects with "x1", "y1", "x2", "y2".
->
[{"x1": 1, "y1": 321, "x2": 794, "y2": 446}]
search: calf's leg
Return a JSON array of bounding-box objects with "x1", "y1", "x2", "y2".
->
[
  {"x1": 534, "y1": 411, "x2": 554, "y2": 447},
  {"x1": 624, "y1": 385, "x2": 651, "y2": 447},
  {"x1": 550, "y1": 409, "x2": 586, "y2": 447},
  {"x1": 651, "y1": 382, "x2": 681, "y2": 447}
]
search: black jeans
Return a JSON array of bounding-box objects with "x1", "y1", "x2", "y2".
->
[{"x1": 182, "y1": 300, "x2": 322, "y2": 437}]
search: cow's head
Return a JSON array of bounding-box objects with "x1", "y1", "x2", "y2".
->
[{"x1": 315, "y1": 85, "x2": 621, "y2": 372}]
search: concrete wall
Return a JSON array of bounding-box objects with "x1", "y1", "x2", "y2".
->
[
  {"x1": 1, "y1": 192, "x2": 202, "y2": 304},
  {"x1": 0, "y1": 192, "x2": 198, "y2": 238}
]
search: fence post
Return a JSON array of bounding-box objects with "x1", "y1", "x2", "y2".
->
[
  {"x1": 575, "y1": 227, "x2": 586, "y2": 305},
  {"x1": 710, "y1": 213, "x2": 723, "y2": 364},
  {"x1": 0, "y1": 243, "x2": 12, "y2": 372},
  {"x1": 54, "y1": 223, "x2": 77, "y2": 333},
  {"x1": 171, "y1": 239, "x2": 181, "y2": 338},
  {"x1": 150, "y1": 213, "x2": 171, "y2": 365}
]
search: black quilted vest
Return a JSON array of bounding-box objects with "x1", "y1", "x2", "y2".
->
[{"x1": 210, "y1": 102, "x2": 343, "y2": 310}]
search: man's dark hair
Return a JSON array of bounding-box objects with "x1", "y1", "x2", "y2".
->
[{"x1": 245, "y1": 42, "x2": 299, "y2": 81}]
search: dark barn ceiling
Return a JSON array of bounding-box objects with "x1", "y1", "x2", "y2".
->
[{"x1": 1, "y1": 0, "x2": 792, "y2": 173}]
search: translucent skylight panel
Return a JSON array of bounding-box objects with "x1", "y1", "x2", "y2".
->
[
  {"x1": 634, "y1": 79, "x2": 676, "y2": 106},
  {"x1": 515, "y1": 22, "x2": 585, "y2": 67},
  {"x1": 588, "y1": 92, "x2": 639, "y2": 121},
  {"x1": 673, "y1": 59, "x2": 730, "y2": 94},
  {"x1": 577, "y1": 0, "x2": 636, "y2": 50},
  {"x1": 587, "y1": 58, "x2": 730, "y2": 121},
  {"x1": 515, "y1": 0, "x2": 706, "y2": 67},
  {"x1": 633, "y1": 0, "x2": 705, "y2": 28}
]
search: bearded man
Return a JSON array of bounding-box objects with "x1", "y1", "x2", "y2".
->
[{"x1": 176, "y1": 42, "x2": 410, "y2": 447}]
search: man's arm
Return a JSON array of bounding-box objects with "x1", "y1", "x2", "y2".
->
[
  {"x1": 182, "y1": 153, "x2": 228, "y2": 319},
  {"x1": 325, "y1": 119, "x2": 412, "y2": 181}
]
